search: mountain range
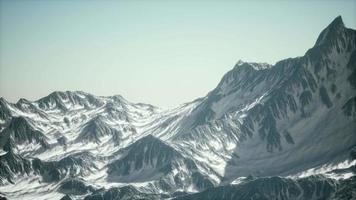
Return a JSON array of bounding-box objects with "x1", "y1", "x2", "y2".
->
[{"x1": 0, "y1": 16, "x2": 355, "y2": 200}]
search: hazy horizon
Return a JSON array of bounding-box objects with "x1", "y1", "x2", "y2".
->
[{"x1": 1, "y1": 0, "x2": 356, "y2": 108}]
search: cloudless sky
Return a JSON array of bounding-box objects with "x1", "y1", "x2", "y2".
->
[{"x1": 1, "y1": 0, "x2": 356, "y2": 108}]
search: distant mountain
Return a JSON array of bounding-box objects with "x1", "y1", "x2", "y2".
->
[{"x1": 0, "y1": 16, "x2": 355, "y2": 200}]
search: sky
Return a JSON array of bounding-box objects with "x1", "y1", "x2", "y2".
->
[{"x1": 1, "y1": 0, "x2": 356, "y2": 108}]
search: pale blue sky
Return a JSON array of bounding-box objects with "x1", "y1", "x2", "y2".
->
[{"x1": 1, "y1": 0, "x2": 356, "y2": 108}]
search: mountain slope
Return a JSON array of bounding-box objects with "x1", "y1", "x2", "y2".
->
[
  {"x1": 107, "y1": 135, "x2": 215, "y2": 192},
  {"x1": 161, "y1": 15, "x2": 356, "y2": 182}
]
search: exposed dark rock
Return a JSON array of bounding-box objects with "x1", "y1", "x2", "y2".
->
[{"x1": 58, "y1": 178, "x2": 95, "y2": 195}]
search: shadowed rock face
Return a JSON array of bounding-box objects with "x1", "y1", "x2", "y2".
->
[
  {"x1": 60, "y1": 195, "x2": 73, "y2": 200},
  {"x1": 58, "y1": 178, "x2": 95, "y2": 195},
  {"x1": 83, "y1": 186, "x2": 166, "y2": 200},
  {"x1": 107, "y1": 135, "x2": 184, "y2": 178},
  {"x1": 32, "y1": 152, "x2": 98, "y2": 183},
  {"x1": 0, "y1": 98, "x2": 12, "y2": 128},
  {"x1": 175, "y1": 175, "x2": 356, "y2": 200},
  {"x1": 107, "y1": 135, "x2": 214, "y2": 191},
  {"x1": 0, "y1": 117, "x2": 49, "y2": 152},
  {"x1": 75, "y1": 116, "x2": 122, "y2": 144},
  {"x1": 0, "y1": 150, "x2": 98, "y2": 185},
  {"x1": 0, "y1": 150, "x2": 32, "y2": 184}
]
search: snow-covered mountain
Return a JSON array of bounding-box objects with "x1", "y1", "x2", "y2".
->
[{"x1": 0, "y1": 16, "x2": 355, "y2": 200}]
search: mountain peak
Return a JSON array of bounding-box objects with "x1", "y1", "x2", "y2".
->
[
  {"x1": 330, "y1": 15, "x2": 344, "y2": 27},
  {"x1": 36, "y1": 90, "x2": 106, "y2": 111},
  {"x1": 16, "y1": 98, "x2": 32, "y2": 105},
  {"x1": 9, "y1": 116, "x2": 29, "y2": 128},
  {"x1": 234, "y1": 60, "x2": 271, "y2": 71},
  {"x1": 42, "y1": 90, "x2": 93, "y2": 100},
  {"x1": 0, "y1": 97, "x2": 9, "y2": 108},
  {"x1": 314, "y1": 15, "x2": 345, "y2": 46},
  {"x1": 136, "y1": 134, "x2": 161, "y2": 143}
]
